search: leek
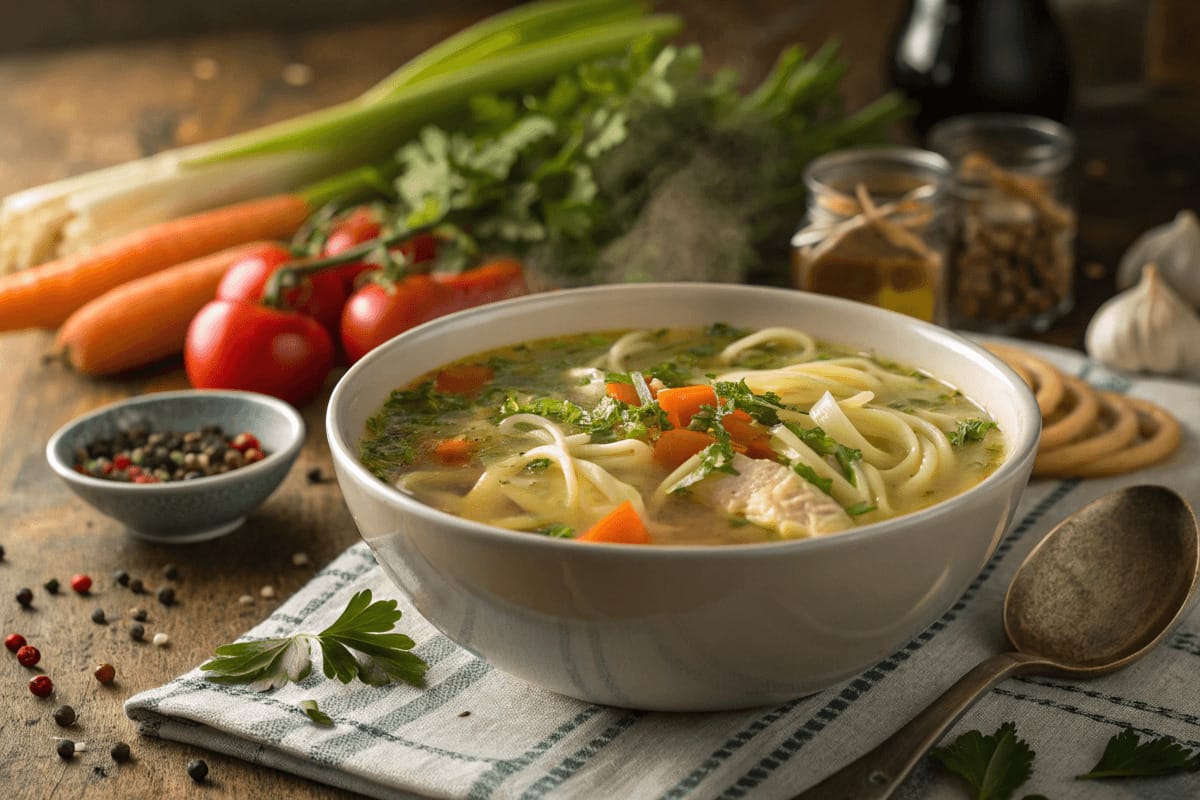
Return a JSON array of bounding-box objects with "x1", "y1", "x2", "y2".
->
[{"x1": 0, "y1": 0, "x2": 678, "y2": 272}]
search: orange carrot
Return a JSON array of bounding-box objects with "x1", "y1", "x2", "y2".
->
[
  {"x1": 0, "y1": 194, "x2": 310, "y2": 331},
  {"x1": 432, "y1": 438, "x2": 477, "y2": 466},
  {"x1": 577, "y1": 500, "x2": 649, "y2": 544},
  {"x1": 652, "y1": 428, "x2": 718, "y2": 470},
  {"x1": 721, "y1": 410, "x2": 776, "y2": 459},
  {"x1": 55, "y1": 242, "x2": 281, "y2": 376},
  {"x1": 605, "y1": 381, "x2": 640, "y2": 405},
  {"x1": 656, "y1": 385, "x2": 718, "y2": 429},
  {"x1": 435, "y1": 364, "x2": 495, "y2": 395}
]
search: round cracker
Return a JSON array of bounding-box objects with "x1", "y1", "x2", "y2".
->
[{"x1": 1033, "y1": 391, "x2": 1140, "y2": 478}]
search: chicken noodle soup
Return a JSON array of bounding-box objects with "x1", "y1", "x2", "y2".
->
[{"x1": 359, "y1": 324, "x2": 1004, "y2": 545}]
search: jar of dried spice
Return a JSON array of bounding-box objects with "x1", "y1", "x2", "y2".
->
[
  {"x1": 791, "y1": 147, "x2": 951, "y2": 324},
  {"x1": 928, "y1": 114, "x2": 1076, "y2": 333}
]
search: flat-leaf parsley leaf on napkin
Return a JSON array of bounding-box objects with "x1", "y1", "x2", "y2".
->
[
  {"x1": 930, "y1": 721, "x2": 1034, "y2": 800},
  {"x1": 1077, "y1": 728, "x2": 1200, "y2": 780},
  {"x1": 201, "y1": 589, "x2": 427, "y2": 691}
]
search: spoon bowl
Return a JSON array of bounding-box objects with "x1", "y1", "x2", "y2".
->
[
  {"x1": 1005, "y1": 484, "x2": 1200, "y2": 673},
  {"x1": 798, "y1": 484, "x2": 1200, "y2": 799}
]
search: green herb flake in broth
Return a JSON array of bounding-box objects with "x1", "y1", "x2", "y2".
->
[
  {"x1": 714, "y1": 380, "x2": 786, "y2": 425},
  {"x1": 948, "y1": 418, "x2": 998, "y2": 447},
  {"x1": 360, "y1": 382, "x2": 472, "y2": 480},
  {"x1": 535, "y1": 524, "x2": 575, "y2": 538},
  {"x1": 844, "y1": 502, "x2": 877, "y2": 516},
  {"x1": 782, "y1": 421, "x2": 862, "y2": 483},
  {"x1": 523, "y1": 457, "x2": 552, "y2": 473},
  {"x1": 792, "y1": 463, "x2": 833, "y2": 495}
]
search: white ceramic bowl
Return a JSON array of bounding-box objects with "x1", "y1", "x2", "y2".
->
[{"x1": 328, "y1": 284, "x2": 1040, "y2": 711}]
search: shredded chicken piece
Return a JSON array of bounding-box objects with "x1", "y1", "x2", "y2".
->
[{"x1": 691, "y1": 454, "x2": 852, "y2": 538}]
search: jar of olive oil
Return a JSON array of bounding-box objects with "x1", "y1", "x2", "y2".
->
[{"x1": 792, "y1": 147, "x2": 951, "y2": 324}]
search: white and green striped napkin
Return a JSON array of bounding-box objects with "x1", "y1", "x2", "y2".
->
[{"x1": 126, "y1": 343, "x2": 1200, "y2": 799}]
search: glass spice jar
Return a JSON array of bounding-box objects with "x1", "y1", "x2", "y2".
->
[
  {"x1": 791, "y1": 147, "x2": 951, "y2": 324},
  {"x1": 928, "y1": 114, "x2": 1077, "y2": 333}
]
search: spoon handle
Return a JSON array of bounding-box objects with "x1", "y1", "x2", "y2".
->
[{"x1": 791, "y1": 652, "x2": 1035, "y2": 800}]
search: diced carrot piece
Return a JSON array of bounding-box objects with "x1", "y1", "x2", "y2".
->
[
  {"x1": 435, "y1": 364, "x2": 494, "y2": 395},
  {"x1": 577, "y1": 500, "x2": 649, "y2": 544},
  {"x1": 721, "y1": 410, "x2": 776, "y2": 460},
  {"x1": 432, "y1": 437, "x2": 476, "y2": 466},
  {"x1": 657, "y1": 385, "x2": 718, "y2": 429},
  {"x1": 605, "y1": 381, "x2": 640, "y2": 405},
  {"x1": 652, "y1": 428, "x2": 718, "y2": 470}
]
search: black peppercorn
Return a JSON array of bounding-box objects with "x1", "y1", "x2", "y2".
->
[
  {"x1": 57, "y1": 739, "x2": 75, "y2": 760},
  {"x1": 16, "y1": 587, "x2": 33, "y2": 607},
  {"x1": 187, "y1": 759, "x2": 209, "y2": 782},
  {"x1": 132, "y1": 607, "x2": 148, "y2": 622},
  {"x1": 43, "y1": 577, "x2": 60, "y2": 594},
  {"x1": 0, "y1": 543, "x2": 5, "y2": 560},
  {"x1": 157, "y1": 587, "x2": 176, "y2": 606},
  {"x1": 113, "y1": 570, "x2": 130, "y2": 586},
  {"x1": 129, "y1": 622, "x2": 145, "y2": 641},
  {"x1": 129, "y1": 578, "x2": 145, "y2": 594},
  {"x1": 91, "y1": 607, "x2": 107, "y2": 624},
  {"x1": 111, "y1": 741, "x2": 131, "y2": 763},
  {"x1": 53, "y1": 705, "x2": 77, "y2": 727},
  {"x1": 163, "y1": 564, "x2": 180, "y2": 581}
]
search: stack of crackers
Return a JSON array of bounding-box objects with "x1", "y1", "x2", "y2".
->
[{"x1": 986, "y1": 343, "x2": 1182, "y2": 479}]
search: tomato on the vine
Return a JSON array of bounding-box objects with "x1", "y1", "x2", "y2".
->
[
  {"x1": 185, "y1": 300, "x2": 334, "y2": 406},
  {"x1": 340, "y1": 259, "x2": 528, "y2": 364},
  {"x1": 323, "y1": 209, "x2": 439, "y2": 293},
  {"x1": 217, "y1": 244, "x2": 347, "y2": 336}
]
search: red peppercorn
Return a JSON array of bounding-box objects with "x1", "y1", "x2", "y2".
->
[
  {"x1": 232, "y1": 432, "x2": 260, "y2": 453},
  {"x1": 133, "y1": 475, "x2": 158, "y2": 484},
  {"x1": 70, "y1": 574, "x2": 92, "y2": 594},
  {"x1": 244, "y1": 448, "x2": 264, "y2": 464},
  {"x1": 113, "y1": 454, "x2": 132, "y2": 470},
  {"x1": 16, "y1": 645, "x2": 40, "y2": 667},
  {"x1": 127, "y1": 466, "x2": 142, "y2": 478},
  {"x1": 93, "y1": 663, "x2": 116, "y2": 684},
  {"x1": 29, "y1": 675, "x2": 53, "y2": 697},
  {"x1": 4, "y1": 633, "x2": 25, "y2": 652}
]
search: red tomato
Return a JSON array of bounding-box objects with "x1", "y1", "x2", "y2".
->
[
  {"x1": 217, "y1": 244, "x2": 347, "y2": 336},
  {"x1": 323, "y1": 209, "x2": 439, "y2": 293},
  {"x1": 340, "y1": 259, "x2": 527, "y2": 364},
  {"x1": 185, "y1": 300, "x2": 335, "y2": 406}
]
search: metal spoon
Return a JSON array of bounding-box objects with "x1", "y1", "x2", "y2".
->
[{"x1": 796, "y1": 484, "x2": 1200, "y2": 800}]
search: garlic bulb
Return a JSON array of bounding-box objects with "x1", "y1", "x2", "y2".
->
[
  {"x1": 1086, "y1": 264, "x2": 1200, "y2": 379},
  {"x1": 1117, "y1": 210, "x2": 1200, "y2": 307}
]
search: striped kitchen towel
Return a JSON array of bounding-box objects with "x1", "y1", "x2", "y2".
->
[{"x1": 126, "y1": 343, "x2": 1200, "y2": 799}]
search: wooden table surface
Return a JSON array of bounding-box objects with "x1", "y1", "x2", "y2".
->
[{"x1": 0, "y1": 2, "x2": 1196, "y2": 797}]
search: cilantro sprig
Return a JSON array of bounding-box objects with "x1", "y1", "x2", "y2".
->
[
  {"x1": 931, "y1": 722, "x2": 1035, "y2": 800},
  {"x1": 1077, "y1": 728, "x2": 1200, "y2": 780},
  {"x1": 949, "y1": 418, "x2": 999, "y2": 447},
  {"x1": 200, "y1": 590, "x2": 426, "y2": 691},
  {"x1": 782, "y1": 421, "x2": 862, "y2": 483}
]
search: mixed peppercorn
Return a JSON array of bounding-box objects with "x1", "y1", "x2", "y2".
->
[{"x1": 73, "y1": 426, "x2": 267, "y2": 483}]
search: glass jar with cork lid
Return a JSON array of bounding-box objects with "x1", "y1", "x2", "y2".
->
[
  {"x1": 928, "y1": 114, "x2": 1077, "y2": 333},
  {"x1": 791, "y1": 147, "x2": 951, "y2": 324}
]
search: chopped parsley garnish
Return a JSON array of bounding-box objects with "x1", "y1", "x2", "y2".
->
[
  {"x1": 948, "y1": 418, "x2": 998, "y2": 447},
  {"x1": 844, "y1": 501, "x2": 876, "y2": 516},
  {"x1": 714, "y1": 380, "x2": 786, "y2": 425},
  {"x1": 523, "y1": 457, "x2": 552, "y2": 472},
  {"x1": 499, "y1": 395, "x2": 587, "y2": 425},
  {"x1": 782, "y1": 421, "x2": 862, "y2": 484},
  {"x1": 361, "y1": 382, "x2": 472, "y2": 479},
  {"x1": 535, "y1": 524, "x2": 575, "y2": 538},
  {"x1": 792, "y1": 463, "x2": 833, "y2": 495},
  {"x1": 669, "y1": 396, "x2": 739, "y2": 493}
]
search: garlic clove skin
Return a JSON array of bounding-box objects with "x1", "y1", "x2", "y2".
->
[
  {"x1": 1086, "y1": 263, "x2": 1200, "y2": 379},
  {"x1": 1116, "y1": 210, "x2": 1200, "y2": 307}
]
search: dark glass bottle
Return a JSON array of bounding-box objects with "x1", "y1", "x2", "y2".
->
[{"x1": 888, "y1": 0, "x2": 1073, "y2": 136}]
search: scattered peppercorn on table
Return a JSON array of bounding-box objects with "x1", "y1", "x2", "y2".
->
[{"x1": 0, "y1": 1, "x2": 1197, "y2": 798}]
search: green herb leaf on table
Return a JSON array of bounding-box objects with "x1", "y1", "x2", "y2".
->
[
  {"x1": 1076, "y1": 728, "x2": 1200, "y2": 780},
  {"x1": 930, "y1": 722, "x2": 1035, "y2": 800},
  {"x1": 201, "y1": 590, "x2": 427, "y2": 691},
  {"x1": 299, "y1": 699, "x2": 333, "y2": 726}
]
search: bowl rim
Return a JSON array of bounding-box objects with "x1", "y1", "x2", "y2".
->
[
  {"x1": 46, "y1": 388, "x2": 306, "y2": 493},
  {"x1": 328, "y1": 283, "x2": 1041, "y2": 559}
]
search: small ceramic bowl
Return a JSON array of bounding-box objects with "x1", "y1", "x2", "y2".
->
[{"x1": 46, "y1": 390, "x2": 305, "y2": 543}]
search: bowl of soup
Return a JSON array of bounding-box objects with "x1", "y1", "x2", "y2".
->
[{"x1": 327, "y1": 283, "x2": 1040, "y2": 711}]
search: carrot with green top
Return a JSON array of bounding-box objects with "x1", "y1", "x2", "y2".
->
[
  {"x1": 55, "y1": 242, "x2": 281, "y2": 376},
  {"x1": 0, "y1": 194, "x2": 310, "y2": 331},
  {"x1": 577, "y1": 500, "x2": 649, "y2": 544}
]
